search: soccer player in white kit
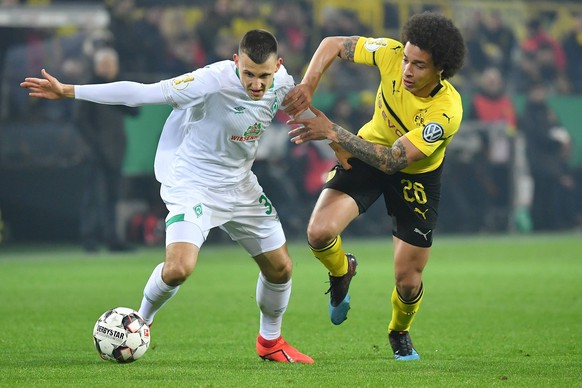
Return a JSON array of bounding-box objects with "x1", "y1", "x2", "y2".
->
[{"x1": 21, "y1": 29, "x2": 313, "y2": 363}]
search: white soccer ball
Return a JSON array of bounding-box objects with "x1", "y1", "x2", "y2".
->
[{"x1": 93, "y1": 307, "x2": 151, "y2": 363}]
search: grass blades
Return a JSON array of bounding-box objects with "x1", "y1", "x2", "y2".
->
[{"x1": 0, "y1": 233, "x2": 581, "y2": 387}]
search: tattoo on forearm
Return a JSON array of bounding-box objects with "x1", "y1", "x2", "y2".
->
[
  {"x1": 342, "y1": 37, "x2": 359, "y2": 62},
  {"x1": 333, "y1": 124, "x2": 408, "y2": 174}
]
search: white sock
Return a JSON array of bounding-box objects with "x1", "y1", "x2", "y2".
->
[
  {"x1": 138, "y1": 263, "x2": 179, "y2": 325},
  {"x1": 256, "y1": 272, "x2": 291, "y2": 340}
]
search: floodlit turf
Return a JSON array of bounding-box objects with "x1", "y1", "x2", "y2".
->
[{"x1": 1, "y1": 233, "x2": 581, "y2": 387}]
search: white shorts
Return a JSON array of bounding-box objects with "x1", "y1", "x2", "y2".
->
[{"x1": 161, "y1": 174, "x2": 286, "y2": 257}]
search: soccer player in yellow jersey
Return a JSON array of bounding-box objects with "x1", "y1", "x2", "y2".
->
[{"x1": 284, "y1": 12, "x2": 466, "y2": 360}]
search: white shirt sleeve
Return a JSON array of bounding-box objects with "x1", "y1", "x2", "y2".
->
[
  {"x1": 74, "y1": 81, "x2": 166, "y2": 106},
  {"x1": 296, "y1": 107, "x2": 316, "y2": 119}
]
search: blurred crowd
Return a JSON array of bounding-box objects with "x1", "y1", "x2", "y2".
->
[{"x1": 1, "y1": 0, "x2": 582, "y2": 244}]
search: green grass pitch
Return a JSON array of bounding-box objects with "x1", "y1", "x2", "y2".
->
[{"x1": 1, "y1": 233, "x2": 581, "y2": 387}]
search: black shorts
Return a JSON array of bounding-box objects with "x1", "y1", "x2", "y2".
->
[{"x1": 324, "y1": 158, "x2": 442, "y2": 247}]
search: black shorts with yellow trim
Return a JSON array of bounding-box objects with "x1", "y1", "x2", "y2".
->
[{"x1": 324, "y1": 158, "x2": 442, "y2": 248}]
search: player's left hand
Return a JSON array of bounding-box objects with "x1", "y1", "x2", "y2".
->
[
  {"x1": 287, "y1": 105, "x2": 334, "y2": 144},
  {"x1": 283, "y1": 83, "x2": 312, "y2": 117}
]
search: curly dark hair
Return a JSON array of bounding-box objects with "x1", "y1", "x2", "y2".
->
[{"x1": 401, "y1": 12, "x2": 466, "y2": 80}]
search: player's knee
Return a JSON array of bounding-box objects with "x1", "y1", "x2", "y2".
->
[
  {"x1": 307, "y1": 222, "x2": 336, "y2": 248},
  {"x1": 395, "y1": 277, "x2": 422, "y2": 301},
  {"x1": 162, "y1": 260, "x2": 194, "y2": 286},
  {"x1": 275, "y1": 259, "x2": 293, "y2": 282},
  {"x1": 264, "y1": 259, "x2": 292, "y2": 284}
]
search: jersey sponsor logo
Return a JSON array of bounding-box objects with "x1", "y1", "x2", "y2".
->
[
  {"x1": 230, "y1": 122, "x2": 265, "y2": 142},
  {"x1": 422, "y1": 122, "x2": 444, "y2": 143},
  {"x1": 172, "y1": 74, "x2": 195, "y2": 90},
  {"x1": 364, "y1": 38, "x2": 388, "y2": 52}
]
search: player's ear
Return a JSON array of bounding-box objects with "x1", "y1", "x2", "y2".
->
[
  {"x1": 233, "y1": 53, "x2": 239, "y2": 66},
  {"x1": 275, "y1": 57, "x2": 283, "y2": 72}
]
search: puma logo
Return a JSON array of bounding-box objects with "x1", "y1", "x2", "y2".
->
[
  {"x1": 414, "y1": 207, "x2": 428, "y2": 220},
  {"x1": 414, "y1": 228, "x2": 432, "y2": 241},
  {"x1": 443, "y1": 113, "x2": 454, "y2": 123}
]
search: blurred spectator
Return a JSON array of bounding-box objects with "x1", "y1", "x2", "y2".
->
[
  {"x1": 519, "y1": 82, "x2": 576, "y2": 231},
  {"x1": 467, "y1": 67, "x2": 517, "y2": 231},
  {"x1": 105, "y1": 0, "x2": 143, "y2": 76},
  {"x1": 515, "y1": 18, "x2": 569, "y2": 94},
  {"x1": 163, "y1": 31, "x2": 207, "y2": 75},
  {"x1": 75, "y1": 47, "x2": 139, "y2": 252},
  {"x1": 0, "y1": 0, "x2": 27, "y2": 116},
  {"x1": 330, "y1": 94, "x2": 357, "y2": 133},
  {"x1": 196, "y1": 0, "x2": 233, "y2": 63},
  {"x1": 228, "y1": 0, "x2": 272, "y2": 38},
  {"x1": 563, "y1": 12, "x2": 582, "y2": 94},
  {"x1": 465, "y1": 10, "x2": 516, "y2": 75},
  {"x1": 320, "y1": 6, "x2": 372, "y2": 37},
  {"x1": 130, "y1": 6, "x2": 168, "y2": 75},
  {"x1": 268, "y1": 1, "x2": 311, "y2": 76}
]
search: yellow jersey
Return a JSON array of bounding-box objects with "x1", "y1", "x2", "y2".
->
[{"x1": 354, "y1": 37, "x2": 463, "y2": 174}]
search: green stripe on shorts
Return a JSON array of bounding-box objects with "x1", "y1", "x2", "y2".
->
[{"x1": 165, "y1": 213, "x2": 185, "y2": 228}]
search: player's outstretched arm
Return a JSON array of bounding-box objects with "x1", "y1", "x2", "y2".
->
[
  {"x1": 289, "y1": 105, "x2": 425, "y2": 174},
  {"x1": 283, "y1": 36, "x2": 359, "y2": 117},
  {"x1": 20, "y1": 69, "x2": 74, "y2": 100}
]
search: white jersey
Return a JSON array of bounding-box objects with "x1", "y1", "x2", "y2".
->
[{"x1": 156, "y1": 60, "x2": 295, "y2": 190}]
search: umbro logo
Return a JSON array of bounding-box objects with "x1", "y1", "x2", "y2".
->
[
  {"x1": 233, "y1": 106, "x2": 245, "y2": 114},
  {"x1": 413, "y1": 228, "x2": 432, "y2": 241}
]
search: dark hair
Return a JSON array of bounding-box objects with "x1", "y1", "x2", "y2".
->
[
  {"x1": 401, "y1": 12, "x2": 466, "y2": 80},
  {"x1": 239, "y1": 29, "x2": 278, "y2": 64}
]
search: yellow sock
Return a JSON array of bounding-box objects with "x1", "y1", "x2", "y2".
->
[
  {"x1": 388, "y1": 284, "x2": 424, "y2": 332},
  {"x1": 309, "y1": 236, "x2": 348, "y2": 277}
]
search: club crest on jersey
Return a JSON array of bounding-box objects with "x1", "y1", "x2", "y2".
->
[
  {"x1": 414, "y1": 109, "x2": 428, "y2": 127},
  {"x1": 422, "y1": 122, "x2": 444, "y2": 143},
  {"x1": 364, "y1": 38, "x2": 388, "y2": 52},
  {"x1": 230, "y1": 122, "x2": 265, "y2": 142},
  {"x1": 172, "y1": 74, "x2": 195, "y2": 90}
]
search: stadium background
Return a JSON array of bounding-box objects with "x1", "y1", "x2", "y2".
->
[{"x1": 0, "y1": 0, "x2": 581, "y2": 245}]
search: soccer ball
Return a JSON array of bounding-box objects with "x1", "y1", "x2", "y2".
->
[{"x1": 93, "y1": 307, "x2": 151, "y2": 363}]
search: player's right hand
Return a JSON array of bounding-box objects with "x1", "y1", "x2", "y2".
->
[{"x1": 20, "y1": 69, "x2": 71, "y2": 100}]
